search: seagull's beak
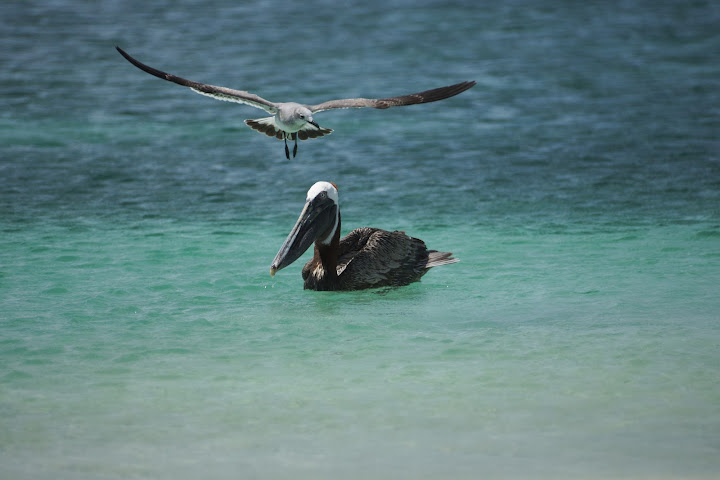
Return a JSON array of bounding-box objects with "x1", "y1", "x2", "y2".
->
[{"x1": 308, "y1": 119, "x2": 320, "y2": 129}]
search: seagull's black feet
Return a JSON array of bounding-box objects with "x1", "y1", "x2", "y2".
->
[
  {"x1": 284, "y1": 138, "x2": 290, "y2": 160},
  {"x1": 293, "y1": 135, "x2": 298, "y2": 158}
]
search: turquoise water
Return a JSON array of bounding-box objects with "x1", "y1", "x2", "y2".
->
[{"x1": 2, "y1": 1, "x2": 719, "y2": 478}]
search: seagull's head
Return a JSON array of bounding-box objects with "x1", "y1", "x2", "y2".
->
[{"x1": 295, "y1": 106, "x2": 319, "y2": 129}]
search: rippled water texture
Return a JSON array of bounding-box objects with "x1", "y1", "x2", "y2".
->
[{"x1": 1, "y1": 1, "x2": 719, "y2": 478}]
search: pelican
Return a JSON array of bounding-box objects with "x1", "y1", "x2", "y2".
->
[
  {"x1": 116, "y1": 47, "x2": 476, "y2": 159},
  {"x1": 270, "y1": 182, "x2": 457, "y2": 291}
]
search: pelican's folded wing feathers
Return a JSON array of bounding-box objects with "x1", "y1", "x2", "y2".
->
[{"x1": 337, "y1": 228, "x2": 430, "y2": 289}]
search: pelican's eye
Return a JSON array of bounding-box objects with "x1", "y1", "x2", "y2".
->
[{"x1": 319, "y1": 191, "x2": 327, "y2": 199}]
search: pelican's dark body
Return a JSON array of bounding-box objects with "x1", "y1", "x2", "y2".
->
[
  {"x1": 270, "y1": 182, "x2": 457, "y2": 291},
  {"x1": 301, "y1": 225, "x2": 454, "y2": 291}
]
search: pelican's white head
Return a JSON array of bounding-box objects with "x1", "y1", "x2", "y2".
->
[{"x1": 306, "y1": 181, "x2": 339, "y2": 204}]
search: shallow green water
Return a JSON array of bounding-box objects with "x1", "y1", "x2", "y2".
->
[{"x1": 2, "y1": 1, "x2": 719, "y2": 478}]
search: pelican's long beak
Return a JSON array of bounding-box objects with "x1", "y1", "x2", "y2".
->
[{"x1": 270, "y1": 197, "x2": 337, "y2": 276}]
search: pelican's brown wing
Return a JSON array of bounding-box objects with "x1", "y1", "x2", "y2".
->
[
  {"x1": 116, "y1": 46, "x2": 278, "y2": 114},
  {"x1": 308, "y1": 80, "x2": 476, "y2": 113},
  {"x1": 336, "y1": 228, "x2": 432, "y2": 290}
]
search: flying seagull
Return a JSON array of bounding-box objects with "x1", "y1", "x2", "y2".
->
[{"x1": 116, "y1": 47, "x2": 476, "y2": 159}]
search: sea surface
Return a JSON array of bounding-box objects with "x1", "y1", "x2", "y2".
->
[{"x1": 1, "y1": 1, "x2": 719, "y2": 478}]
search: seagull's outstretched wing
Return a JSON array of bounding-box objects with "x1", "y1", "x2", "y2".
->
[
  {"x1": 307, "y1": 80, "x2": 476, "y2": 113},
  {"x1": 116, "y1": 46, "x2": 279, "y2": 114}
]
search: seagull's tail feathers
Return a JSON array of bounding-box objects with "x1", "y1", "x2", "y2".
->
[
  {"x1": 296, "y1": 123, "x2": 333, "y2": 140},
  {"x1": 245, "y1": 118, "x2": 333, "y2": 141},
  {"x1": 245, "y1": 118, "x2": 284, "y2": 139}
]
